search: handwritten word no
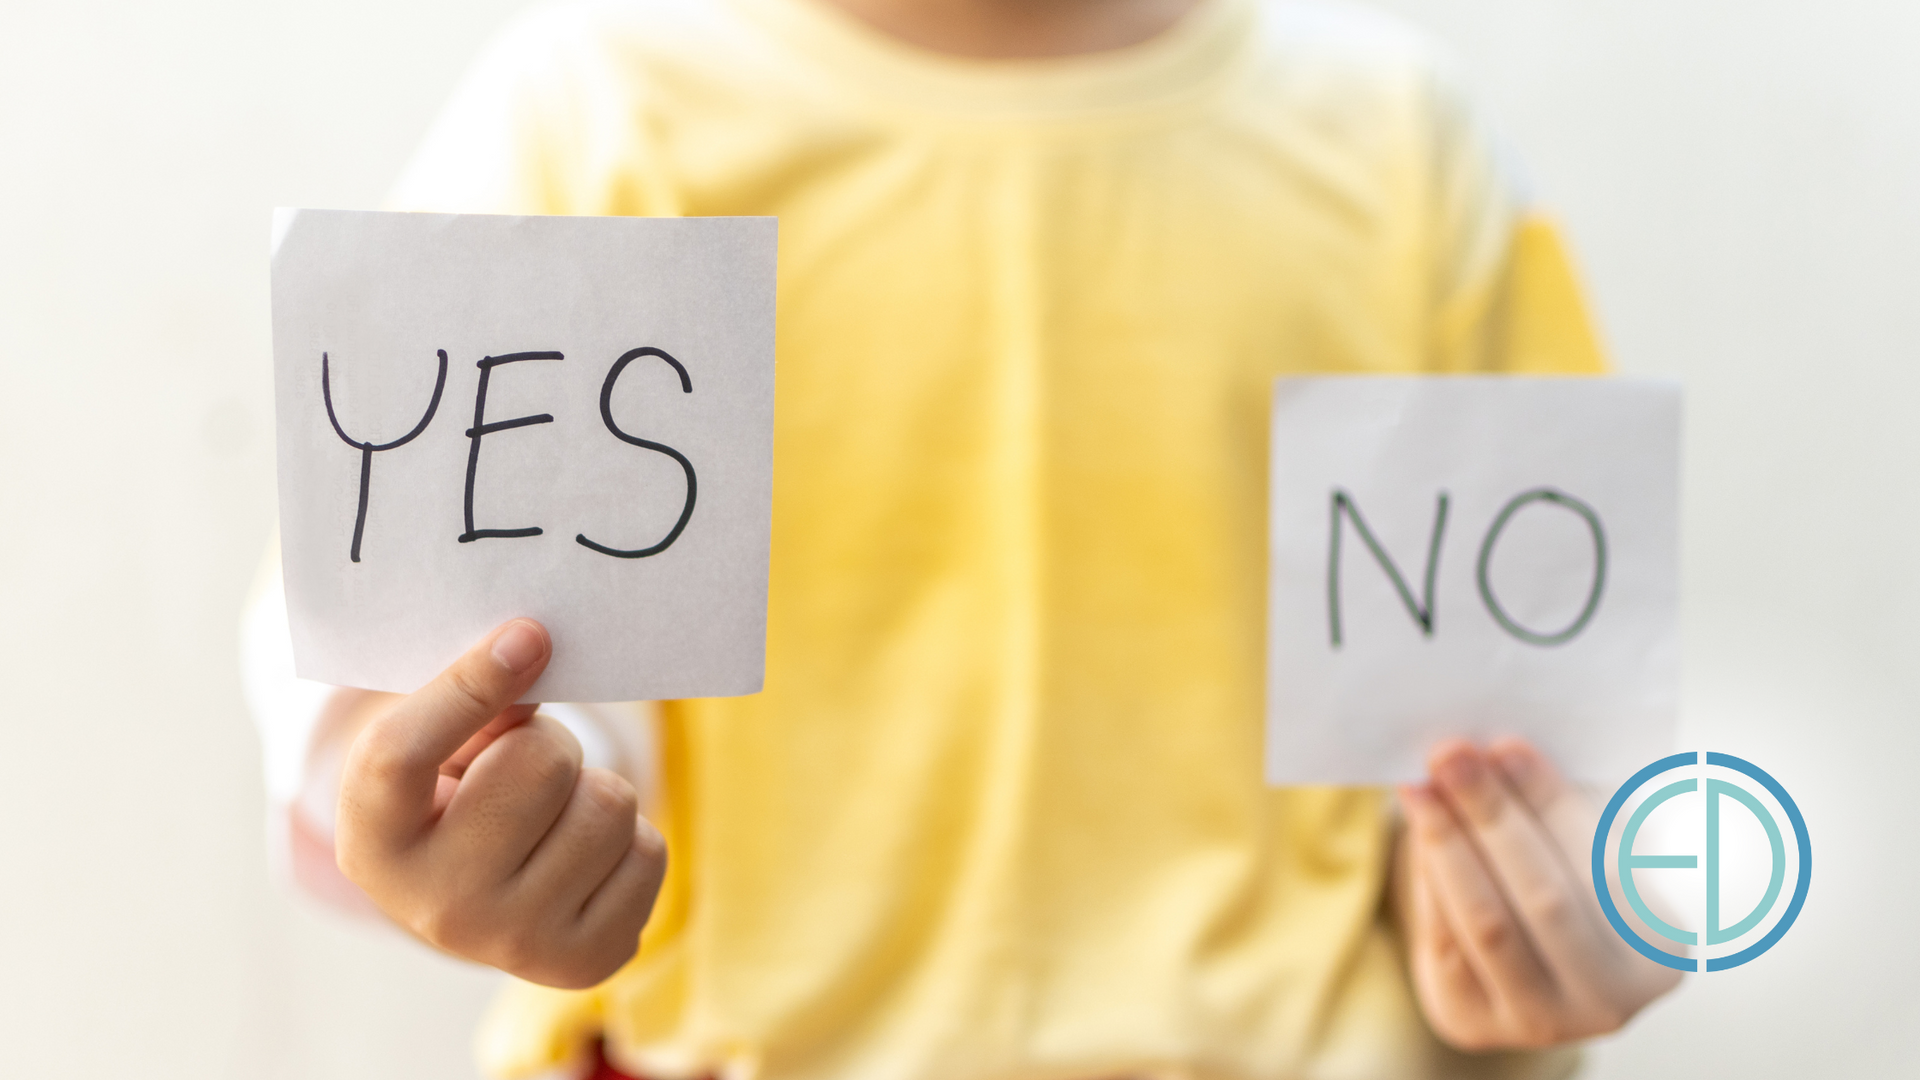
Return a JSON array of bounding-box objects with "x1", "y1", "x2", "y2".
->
[
  {"x1": 321, "y1": 347, "x2": 696, "y2": 564},
  {"x1": 1327, "y1": 488, "x2": 1607, "y2": 648}
]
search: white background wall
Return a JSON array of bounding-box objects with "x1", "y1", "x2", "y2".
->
[{"x1": 0, "y1": 1, "x2": 1913, "y2": 1076}]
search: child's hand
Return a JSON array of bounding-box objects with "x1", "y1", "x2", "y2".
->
[
  {"x1": 334, "y1": 619, "x2": 667, "y2": 989},
  {"x1": 1395, "y1": 738, "x2": 1680, "y2": 1051}
]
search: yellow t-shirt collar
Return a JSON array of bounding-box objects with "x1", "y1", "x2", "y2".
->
[{"x1": 724, "y1": 0, "x2": 1257, "y2": 123}]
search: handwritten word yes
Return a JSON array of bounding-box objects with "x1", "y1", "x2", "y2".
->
[{"x1": 321, "y1": 347, "x2": 696, "y2": 564}]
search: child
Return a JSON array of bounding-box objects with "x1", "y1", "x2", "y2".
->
[{"x1": 245, "y1": 0, "x2": 1679, "y2": 1076}]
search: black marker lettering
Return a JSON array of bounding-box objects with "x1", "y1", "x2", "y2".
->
[
  {"x1": 1475, "y1": 487, "x2": 1607, "y2": 646},
  {"x1": 321, "y1": 350, "x2": 449, "y2": 564},
  {"x1": 1327, "y1": 489, "x2": 1449, "y2": 647},
  {"x1": 576, "y1": 347, "x2": 697, "y2": 559},
  {"x1": 459, "y1": 351, "x2": 561, "y2": 544}
]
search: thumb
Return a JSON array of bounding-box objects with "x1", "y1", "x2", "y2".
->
[{"x1": 341, "y1": 619, "x2": 551, "y2": 850}]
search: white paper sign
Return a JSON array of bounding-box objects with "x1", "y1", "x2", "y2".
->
[
  {"x1": 271, "y1": 209, "x2": 776, "y2": 703},
  {"x1": 1266, "y1": 377, "x2": 1679, "y2": 786}
]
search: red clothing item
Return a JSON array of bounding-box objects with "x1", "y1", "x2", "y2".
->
[
  {"x1": 587, "y1": 1041, "x2": 714, "y2": 1080},
  {"x1": 586, "y1": 1041, "x2": 638, "y2": 1080},
  {"x1": 585, "y1": 1041, "x2": 637, "y2": 1080}
]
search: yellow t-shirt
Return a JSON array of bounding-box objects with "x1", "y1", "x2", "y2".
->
[{"x1": 388, "y1": 0, "x2": 1605, "y2": 1077}]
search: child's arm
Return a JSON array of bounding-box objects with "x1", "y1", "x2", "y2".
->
[{"x1": 1393, "y1": 740, "x2": 1681, "y2": 1050}]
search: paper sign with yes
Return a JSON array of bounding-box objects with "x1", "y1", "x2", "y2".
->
[
  {"x1": 1265, "y1": 377, "x2": 1680, "y2": 786},
  {"x1": 271, "y1": 209, "x2": 776, "y2": 703}
]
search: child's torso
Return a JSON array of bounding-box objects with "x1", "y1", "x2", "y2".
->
[{"x1": 415, "y1": 2, "x2": 1585, "y2": 1077}]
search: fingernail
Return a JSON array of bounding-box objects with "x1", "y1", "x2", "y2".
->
[
  {"x1": 1438, "y1": 749, "x2": 1485, "y2": 790},
  {"x1": 1493, "y1": 744, "x2": 1536, "y2": 788},
  {"x1": 491, "y1": 620, "x2": 546, "y2": 674},
  {"x1": 1399, "y1": 784, "x2": 1447, "y2": 834}
]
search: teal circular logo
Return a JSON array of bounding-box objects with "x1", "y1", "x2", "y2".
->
[{"x1": 1592, "y1": 752, "x2": 1811, "y2": 972}]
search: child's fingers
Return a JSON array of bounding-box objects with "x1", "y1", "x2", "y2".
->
[
  {"x1": 503, "y1": 807, "x2": 665, "y2": 991},
  {"x1": 582, "y1": 821, "x2": 668, "y2": 930},
  {"x1": 1396, "y1": 808, "x2": 1493, "y2": 1047},
  {"x1": 563, "y1": 830, "x2": 669, "y2": 986},
  {"x1": 341, "y1": 619, "x2": 551, "y2": 851},
  {"x1": 512, "y1": 767, "x2": 642, "y2": 912},
  {"x1": 1489, "y1": 738, "x2": 1687, "y2": 990},
  {"x1": 433, "y1": 713, "x2": 585, "y2": 882},
  {"x1": 1401, "y1": 779, "x2": 1562, "y2": 1041},
  {"x1": 1486, "y1": 738, "x2": 1600, "y2": 885},
  {"x1": 440, "y1": 703, "x2": 541, "y2": 780},
  {"x1": 1487, "y1": 739, "x2": 1617, "y2": 930},
  {"x1": 1428, "y1": 740, "x2": 1614, "y2": 988}
]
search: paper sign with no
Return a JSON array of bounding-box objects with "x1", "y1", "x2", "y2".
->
[
  {"x1": 1266, "y1": 377, "x2": 1679, "y2": 786},
  {"x1": 271, "y1": 209, "x2": 775, "y2": 703}
]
